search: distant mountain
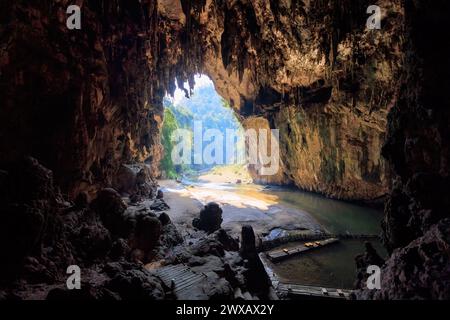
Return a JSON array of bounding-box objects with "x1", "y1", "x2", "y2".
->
[
  {"x1": 161, "y1": 79, "x2": 244, "y2": 175},
  {"x1": 164, "y1": 84, "x2": 241, "y2": 133}
]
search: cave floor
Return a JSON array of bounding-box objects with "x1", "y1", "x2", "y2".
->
[{"x1": 158, "y1": 180, "x2": 324, "y2": 239}]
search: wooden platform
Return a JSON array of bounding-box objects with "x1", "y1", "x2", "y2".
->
[
  {"x1": 278, "y1": 283, "x2": 353, "y2": 300},
  {"x1": 259, "y1": 252, "x2": 354, "y2": 300},
  {"x1": 266, "y1": 238, "x2": 339, "y2": 262},
  {"x1": 261, "y1": 232, "x2": 379, "y2": 251},
  {"x1": 155, "y1": 264, "x2": 207, "y2": 299}
]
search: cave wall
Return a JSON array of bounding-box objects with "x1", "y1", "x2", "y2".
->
[
  {"x1": 184, "y1": 0, "x2": 404, "y2": 201},
  {"x1": 0, "y1": 0, "x2": 169, "y2": 199},
  {"x1": 382, "y1": 0, "x2": 450, "y2": 253},
  {"x1": 0, "y1": 0, "x2": 403, "y2": 201},
  {"x1": 355, "y1": 0, "x2": 450, "y2": 300},
  {"x1": 1, "y1": 0, "x2": 449, "y2": 300}
]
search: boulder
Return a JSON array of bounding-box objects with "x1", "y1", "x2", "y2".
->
[
  {"x1": 215, "y1": 229, "x2": 239, "y2": 252},
  {"x1": 109, "y1": 239, "x2": 131, "y2": 260},
  {"x1": 240, "y1": 225, "x2": 271, "y2": 295},
  {"x1": 159, "y1": 223, "x2": 184, "y2": 251},
  {"x1": 104, "y1": 262, "x2": 165, "y2": 300},
  {"x1": 158, "y1": 212, "x2": 171, "y2": 226},
  {"x1": 0, "y1": 157, "x2": 63, "y2": 281},
  {"x1": 150, "y1": 199, "x2": 170, "y2": 212},
  {"x1": 133, "y1": 215, "x2": 162, "y2": 253},
  {"x1": 91, "y1": 188, "x2": 127, "y2": 236},
  {"x1": 112, "y1": 164, "x2": 157, "y2": 201},
  {"x1": 112, "y1": 165, "x2": 136, "y2": 196},
  {"x1": 123, "y1": 209, "x2": 162, "y2": 261},
  {"x1": 135, "y1": 166, "x2": 155, "y2": 198},
  {"x1": 355, "y1": 242, "x2": 386, "y2": 290},
  {"x1": 357, "y1": 219, "x2": 450, "y2": 300},
  {"x1": 192, "y1": 202, "x2": 223, "y2": 233},
  {"x1": 75, "y1": 223, "x2": 112, "y2": 261}
]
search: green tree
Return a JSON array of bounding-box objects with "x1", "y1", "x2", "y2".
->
[{"x1": 160, "y1": 108, "x2": 179, "y2": 179}]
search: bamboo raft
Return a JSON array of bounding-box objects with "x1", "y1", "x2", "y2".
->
[
  {"x1": 260, "y1": 232, "x2": 380, "y2": 251},
  {"x1": 266, "y1": 238, "x2": 339, "y2": 262},
  {"x1": 278, "y1": 283, "x2": 353, "y2": 300}
]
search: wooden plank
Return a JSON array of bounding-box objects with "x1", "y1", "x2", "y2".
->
[
  {"x1": 278, "y1": 283, "x2": 352, "y2": 300},
  {"x1": 157, "y1": 264, "x2": 185, "y2": 274},
  {"x1": 159, "y1": 268, "x2": 185, "y2": 276},
  {"x1": 175, "y1": 275, "x2": 206, "y2": 292},
  {"x1": 174, "y1": 274, "x2": 202, "y2": 288},
  {"x1": 159, "y1": 269, "x2": 191, "y2": 280},
  {"x1": 156, "y1": 267, "x2": 185, "y2": 277},
  {"x1": 174, "y1": 273, "x2": 199, "y2": 284},
  {"x1": 266, "y1": 238, "x2": 339, "y2": 262},
  {"x1": 155, "y1": 264, "x2": 207, "y2": 296}
]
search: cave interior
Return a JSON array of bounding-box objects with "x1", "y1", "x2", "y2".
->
[{"x1": 0, "y1": 0, "x2": 449, "y2": 301}]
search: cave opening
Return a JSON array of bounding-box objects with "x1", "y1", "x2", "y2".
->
[
  {"x1": 0, "y1": 0, "x2": 449, "y2": 302},
  {"x1": 161, "y1": 74, "x2": 249, "y2": 182}
]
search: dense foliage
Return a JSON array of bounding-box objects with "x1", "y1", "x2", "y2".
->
[
  {"x1": 160, "y1": 107, "x2": 180, "y2": 179},
  {"x1": 161, "y1": 76, "x2": 244, "y2": 177}
]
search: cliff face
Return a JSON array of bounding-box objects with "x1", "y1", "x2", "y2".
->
[
  {"x1": 0, "y1": 0, "x2": 246, "y2": 199},
  {"x1": 0, "y1": 0, "x2": 166, "y2": 199},
  {"x1": 0, "y1": 0, "x2": 403, "y2": 201},
  {"x1": 382, "y1": 0, "x2": 450, "y2": 253},
  {"x1": 355, "y1": 0, "x2": 450, "y2": 300},
  {"x1": 168, "y1": 0, "x2": 403, "y2": 201}
]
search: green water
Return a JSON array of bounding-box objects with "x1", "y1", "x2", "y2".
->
[
  {"x1": 272, "y1": 239, "x2": 387, "y2": 289},
  {"x1": 260, "y1": 186, "x2": 383, "y2": 235},
  {"x1": 183, "y1": 177, "x2": 387, "y2": 289},
  {"x1": 242, "y1": 185, "x2": 386, "y2": 289}
]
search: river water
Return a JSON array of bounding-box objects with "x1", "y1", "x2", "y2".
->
[
  {"x1": 253, "y1": 185, "x2": 386, "y2": 289},
  {"x1": 255, "y1": 186, "x2": 386, "y2": 289},
  {"x1": 175, "y1": 177, "x2": 386, "y2": 289},
  {"x1": 257, "y1": 185, "x2": 383, "y2": 235}
]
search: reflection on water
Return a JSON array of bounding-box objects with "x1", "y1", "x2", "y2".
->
[
  {"x1": 247, "y1": 185, "x2": 385, "y2": 289},
  {"x1": 183, "y1": 178, "x2": 384, "y2": 235},
  {"x1": 259, "y1": 186, "x2": 384, "y2": 235},
  {"x1": 181, "y1": 177, "x2": 386, "y2": 289},
  {"x1": 272, "y1": 239, "x2": 387, "y2": 289}
]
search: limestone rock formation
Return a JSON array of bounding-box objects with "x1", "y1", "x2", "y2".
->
[
  {"x1": 1, "y1": 0, "x2": 449, "y2": 301},
  {"x1": 355, "y1": 0, "x2": 450, "y2": 300},
  {"x1": 381, "y1": 0, "x2": 450, "y2": 254},
  {"x1": 357, "y1": 219, "x2": 450, "y2": 300},
  {"x1": 192, "y1": 0, "x2": 403, "y2": 201},
  {"x1": 91, "y1": 188, "x2": 127, "y2": 235},
  {"x1": 0, "y1": 0, "x2": 402, "y2": 201},
  {"x1": 193, "y1": 202, "x2": 224, "y2": 233},
  {"x1": 0, "y1": 0, "x2": 164, "y2": 201}
]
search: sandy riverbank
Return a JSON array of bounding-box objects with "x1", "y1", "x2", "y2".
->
[{"x1": 159, "y1": 178, "x2": 324, "y2": 239}]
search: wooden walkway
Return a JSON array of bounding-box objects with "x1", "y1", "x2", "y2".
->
[
  {"x1": 259, "y1": 253, "x2": 354, "y2": 300},
  {"x1": 261, "y1": 232, "x2": 379, "y2": 251},
  {"x1": 155, "y1": 264, "x2": 207, "y2": 299},
  {"x1": 266, "y1": 238, "x2": 339, "y2": 262},
  {"x1": 278, "y1": 283, "x2": 353, "y2": 300}
]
